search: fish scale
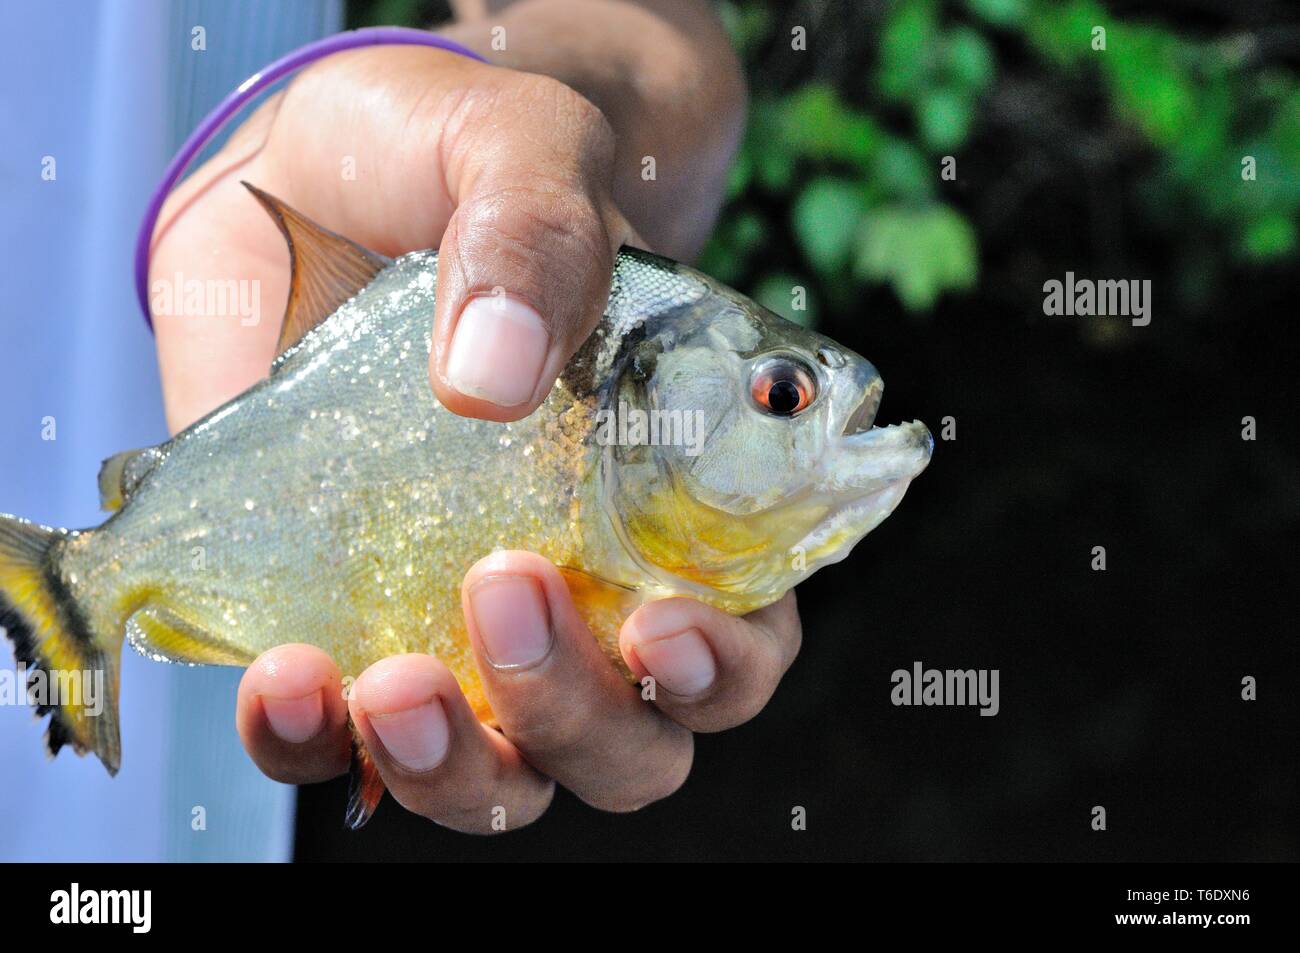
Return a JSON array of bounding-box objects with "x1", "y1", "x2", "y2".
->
[{"x1": 65, "y1": 250, "x2": 617, "y2": 718}]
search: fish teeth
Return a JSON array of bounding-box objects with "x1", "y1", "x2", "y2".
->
[{"x1": 873, "y1": 419, "x2": 922, "y2": 431}]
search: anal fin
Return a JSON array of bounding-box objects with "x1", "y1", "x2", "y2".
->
[
  {"x1": 345, "y1": 718, "x2": 386, "y2": 830},
  {"x1": 126, "y1": 603, "x2": 253, "y2": 666}
]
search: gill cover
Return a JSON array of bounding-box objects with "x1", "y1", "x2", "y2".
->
[{"x1": 602, "y1": 302, "x2": 840, "y2": 602}]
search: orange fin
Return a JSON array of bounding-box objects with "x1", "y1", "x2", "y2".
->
[
  {"x1": 345, "y1": 719, "x2": 386, "y2": 830},
  {"x1": 558, "y1": 567, "x2": 644, "y2": 673},
  {"x1": 241, "y1": 182, "x2": 391, "y2": 357}
]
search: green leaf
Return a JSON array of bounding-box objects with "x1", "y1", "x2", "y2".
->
[
  {"x1": 873, "y1": 140, "x2": 934, "y2": 201},
  {"x1": 781, "y1": 85, "x2": 882, "y2": 169},
  {"x1": 966, "y1": 0, "x2": 1027, "y2": 28},
  {"x1": 745, "y1": 99, "x2": 796, "y2": 190},
  {"x1": 1240, "y1": 214, "x2": 1297, "y2": 260},
  {"x1": 917, "y1": 88, "x2": 974, "y2": 152},
  {"x1": 725, "y1": 152, "x2": 752, "y2": 200},
  {"x1": 754, "y1": 273, "x2": 818, "y2": 328},
  {"x1": 695, "y1": 210, "x2": 769, "y2": 285},
  {"x1": 854, "y1": 205, "x2": 978, "y2": 311},
  {"x1": 943, "y1": 27, "x2": 996, "y2": 93},
  {"x1": 1101, "y1": 27, "x2": 1195, "y2": 146},
  {"x1": 1025, "y1": 0, "x2": 1108, "y2": 67},
  {"x1": 717, "y1": 0, "x2": 772, "y2": 57},
  {"x1": 878, "y1": 0, "x2": 939, "y2": 103},
  {"x1": 352, "y1": 0, "x2": 425, "y2": 28},
  {"x1": 793, "y1": 179, "x2": 868, "y2": 276},
  {"x1": 695, "y1": 236, "x2": 743, "y2": 286},
  {"x1": 730, "y1": 211, "x2": 766, "y2": 255}
]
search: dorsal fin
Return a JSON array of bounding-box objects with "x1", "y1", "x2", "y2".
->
[
  {"x1": 242, "y1": 182, "x2": 391, "y2": 356},
  {"x1": 97, "y1": 447, "x2": 163, "y2": 512}
]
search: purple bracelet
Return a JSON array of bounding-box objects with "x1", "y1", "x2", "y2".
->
[{"x1": 134, "y1": 26, "x2": 486, "y2": 329}]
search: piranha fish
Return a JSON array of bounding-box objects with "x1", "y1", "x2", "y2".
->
[{"x1": 0, "y1": 185, "x2": 932, "y2": 825}]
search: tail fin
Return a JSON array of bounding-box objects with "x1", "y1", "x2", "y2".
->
[{"x1": 0, "y1": 515, "x2": 120, "y2": 773}]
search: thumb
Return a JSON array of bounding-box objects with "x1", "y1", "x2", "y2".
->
[{"x1": 429, "y1": 171, "x2": 632, "y2": 422}]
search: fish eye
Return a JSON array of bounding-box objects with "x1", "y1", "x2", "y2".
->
[{"x1": 750, "y1": 356, "x2": 817, "y2": 417}]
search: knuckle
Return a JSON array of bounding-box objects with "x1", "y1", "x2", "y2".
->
[
  {"x1": 389, "y1": 783, "x2": 442, "y2": 820},
  {"x1": 776, "y1": 613, "x2": 804, "y2": 672},
  {"x1": 390, "y1": 761, "x2": 552, "y2": 834},
  {"x1": 583, "y1": 732, "x2": 694, "y2": 813},
  {"x1": 467, "y1": 184, "x2": 608, "y2": 265},
  {"x1": 456, "y1": 185, "x2": 613, "y2": 340},
  {"x1": 738, "y1": 639, "x2": 788, "y2": 717},
  {"x1": 514, "y1": 73, "x2": 615, "y2": 149},
  {"x1": 254, "y1": 761, "x2": 308, "y2": 785},
  {"x1": 442, "y1": 80, "x2": 508, "y2": 136},
  {"x1": 425, "y1": 794, "x2": 533, "y2": 835},
  {"x1": 500, "y1": 697, "x2": 600, "y2": 755},
  {"x1": 729, "y1": 679, "x2": 779, "y2": 727},
  {"x1": 254, "y1": 750, "x2": 341, "y2": 787}
]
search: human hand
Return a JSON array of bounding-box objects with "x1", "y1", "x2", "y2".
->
[
  {"x1": 151, "y1": 44, "x2": 639, "y2": 430},
  {"x1": 150, "y1": 11, "x2": 801, "y2": 829},
  {"x1": 237, "y1": 555, "x2": 799, "y2": 831}
]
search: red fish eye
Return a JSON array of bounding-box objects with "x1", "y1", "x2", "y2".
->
[{"x1": 751, "y1": 359, "x2": 816, "y2": 416}]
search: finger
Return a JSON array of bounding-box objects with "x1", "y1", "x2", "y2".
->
[
  {"x1": 619, "y1": 591, "x2": 802, "y2": 733},
  {"x1": 430, "y1": 73, "x2": 633, "y2": 421},
  {"x1": 461, "y1": 551, "x2": 694, "y2": 812},
  {"x1": 235, "y1": 643, "x2": 351, "y2": 784},
  {"x1": 347, "y1": 653, "x2": 553, "y2": 833}
]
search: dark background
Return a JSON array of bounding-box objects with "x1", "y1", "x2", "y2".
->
[{"x1": 294, "y1": 0, "x2": 1300, "y2": 860}]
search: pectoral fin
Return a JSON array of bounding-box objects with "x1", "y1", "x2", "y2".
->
[
  {"x1": 241, "y1": 182, "x2": 391, "y2": 358},
  {"x1": 126, "y1": 603, "x2": 254, "y2": 666}
]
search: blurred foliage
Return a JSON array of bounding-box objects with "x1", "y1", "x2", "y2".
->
[
  {"x1": 700, "y1": 0, "x2": 1300, "y2": 323},
  {"x1": 353, "y1": 0, "x2": 1300, "y2": 325}
]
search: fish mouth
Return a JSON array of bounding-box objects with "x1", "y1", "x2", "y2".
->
[
  {"x1": 825, "y1": 412, "x2": 932, "y2": 507},
  {"x1": 791, "y1": 372, "x2": 931, "y2": 568},
  {"x1": 836, "y1": 376, "x2": 932, "y2": 481},
  {"x1": 839, "y1": 418, "x2": 933, "y2": 474},
  {"x1": 841, "y1": 382, "x2": 882, "y2": 436}
]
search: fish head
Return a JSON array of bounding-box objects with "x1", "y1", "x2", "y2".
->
[{"x1": 601, "y1": 269, "x2": 932, "y2": 609}]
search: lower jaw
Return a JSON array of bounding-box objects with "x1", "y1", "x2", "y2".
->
[{"x1": 797, "y1": 479, "x2": 911, "y2": 567}]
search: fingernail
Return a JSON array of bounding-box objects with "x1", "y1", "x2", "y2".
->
[
  {"x1": 630, "y1": 628, "x2": 716, "y2": 696},
  {"x1": 446, "y1": 294, "x2": 549, "y2": 408},
  {"x1": 368, "y1": 701, "x2": 450, "y2": 772},
  {"x1": 261, "y1": 691, "x2": 325, "y2": 744},
  {"x1": 469, "y1": 575, "x2": 553, "y2": 669}
]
